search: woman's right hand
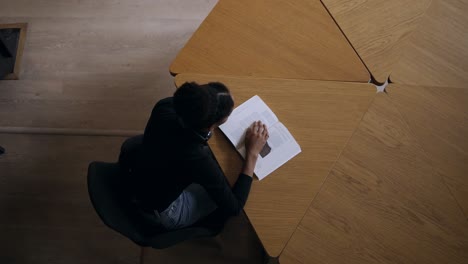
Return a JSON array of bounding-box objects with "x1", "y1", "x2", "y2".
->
[
  {"x1": 245, "y1": 121, "x2": 269, "y2": 158},
  {"x1": 242, "y1": 121, "x2": 269, "y2": 177}
]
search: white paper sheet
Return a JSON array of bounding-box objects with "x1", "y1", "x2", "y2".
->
[{"x1": 219, "y1": 95, "x2": 301, "y2": 180}]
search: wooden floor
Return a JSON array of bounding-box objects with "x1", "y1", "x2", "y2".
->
[
  {"x1": 0, "y1": 133, "x2": 263, "y2": 263},
  {"x1": 1, "y1": 0, "x2": 468, "y2": 263},
  {"x1": 144, "y1": 212, "x2": 264, "y2": 263},
  {"x1": 1, "y1": 1, "x2": 263, "y2": 263},
  {"x1": 0, "y1": 0, "x2": 217, "y2": 130},
  {"x1": 0, "y1": 134, "x2": 140, "y2": 263}
]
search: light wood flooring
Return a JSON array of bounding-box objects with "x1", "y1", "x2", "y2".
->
[
  {"x1": 0, "y1": 0, "x2": 217, "y2": 131},
  {"x1": 0, "y1": 134, "x2": 140, "y2": 263}
]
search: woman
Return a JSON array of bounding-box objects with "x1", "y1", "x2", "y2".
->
[{"x1": 133, "y1": 81, "x2": 268, "y2": 230}]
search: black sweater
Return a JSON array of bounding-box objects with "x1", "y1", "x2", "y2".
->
[{"x1": 132, "y1": 97, "x2": 252, "y2": 217}]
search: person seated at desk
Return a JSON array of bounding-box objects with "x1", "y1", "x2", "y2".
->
[{"x1": 131, "y1": 82, "x2": 269, "y2": 230}]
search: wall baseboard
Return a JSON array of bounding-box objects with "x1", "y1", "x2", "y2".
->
[{"x1": 0, "y1": 126, "x2": 142, "y2": 137}]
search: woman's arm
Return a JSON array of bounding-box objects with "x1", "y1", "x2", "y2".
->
[
  {"x1": 194, "y1": 121, "x2": 269, "y2": 217},
  {"x1": 242, "y1": 121, "x2": 269, "y2": 176}
]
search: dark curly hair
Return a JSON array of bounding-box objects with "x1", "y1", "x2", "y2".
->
[{"x1": 174, "y1": 82, "x2": 234, "y2": 130}]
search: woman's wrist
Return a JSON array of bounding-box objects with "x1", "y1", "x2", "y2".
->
[
  {"x1": 242, "y1": 153, "x2": 258, "y2": 177},
  {"x1": 246, "y1": 151, "x2": 258, "y2": 161}
]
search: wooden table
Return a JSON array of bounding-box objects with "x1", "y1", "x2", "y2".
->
[
  {"x1": 387, "y1": 83, "x2": 468, "y2": 217},
  {"x1": 175, "y1": 73, "x2": 376, "y2": 257},
  {"x1": 170, "y1": 0, "x2": 369, "y2": 82},
  {"x1": 280, "y1": 92, "x2": 468, "y2": 264},
  {"x1": 390, "y1": 0, "x2": 468, "y2": 89},
  {"x1": 320, "y1": 0, "x2": 432, "y2": 83}
]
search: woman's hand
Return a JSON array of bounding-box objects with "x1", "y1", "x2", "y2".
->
[
  {"x1": 242, "y1": 121, "x2": 269, "y2": 177},
  {"x1": 245, "y1": 121, "x2": 269, "y2": 158}
]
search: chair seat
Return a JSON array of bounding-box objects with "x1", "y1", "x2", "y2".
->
[{"x1": 87, "y1": 135, "x2": 224, "y2": 249}]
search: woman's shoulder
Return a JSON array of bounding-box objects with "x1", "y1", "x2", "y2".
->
[{"x1": 153, "y1": 97, "x2": 174, "y2": 111}]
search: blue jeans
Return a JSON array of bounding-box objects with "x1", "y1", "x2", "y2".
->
[{"x1": 156, "y1": 183, "x2": 218, "y2": 230}]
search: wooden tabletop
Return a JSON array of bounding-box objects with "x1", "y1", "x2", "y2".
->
[
  {"x1": 175, "y1": 73, "x2": 375, "y2": 257},
  {"x1": 280, "y1": 92, "x2": 468, "y2": 264},
  {"x1": 170, "y1": 0, "x2": 369, "y2": 82},
  {"x1": 387, "y1": 83, "x2": 468, "y2": 217},
  {"x1": 321, "y1": 0, "x2": 432, "y2": 83},
  {"x1": 390, "y1": 0, "x2": 468, "y2": 89}
]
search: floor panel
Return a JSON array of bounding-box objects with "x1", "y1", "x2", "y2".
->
[{"x1": 0, "y1": 134, "x2": 139, "y2": 263}]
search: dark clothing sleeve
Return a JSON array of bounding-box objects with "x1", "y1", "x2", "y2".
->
[
  {"x1": 187, "y1": 148, "x2": 252, "y2": 216},
  {"x1": 232, "y1": 174, "x2": 254, "y2": 208}
]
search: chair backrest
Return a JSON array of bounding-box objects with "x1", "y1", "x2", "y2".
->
[
  {"x1": 87, "y1": 135, "x2": 225, "y2": 249},
  {"x1": 118, "y1": 134, "x2": 144, "y2": 175},
  {"x1": 87, "y1": 161, "x2": 151, "y2": 246}
]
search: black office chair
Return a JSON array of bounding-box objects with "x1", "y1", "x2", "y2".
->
[{"x1": 87, "y1": 135, "x2": 224, "y2": 263}]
